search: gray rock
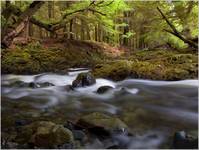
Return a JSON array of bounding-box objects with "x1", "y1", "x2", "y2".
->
[
  {"x1": 173, "y1": 131, "x2": 198, "y2": 149},
  {"x1": 37, "y1": 82, "x2": 55, "y2": 87},
  {"x1": 64, "y1": 85, "x2": 74, "y2": 91},
  {"x1": 97, "y1": 86, "x2": 114, "y2": 94},
  {"x1": 73, "y1": 130, "x2": 86, "y2": 141}
]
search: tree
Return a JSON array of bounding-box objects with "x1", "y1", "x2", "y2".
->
[
  {"x1": 157, "y1": 6, "x2": 198, "y2": 50},
  {"x1": 2, "y1": 1, "x2": 45, "y2": 48}
]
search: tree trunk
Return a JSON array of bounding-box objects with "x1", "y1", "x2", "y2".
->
[
  {"x1": 69, "y1": 19, "x2": 73, "y2": 39},
  {"x1": 2, "y1": 1, "x2": 45, "y2": 48},
  {"x1": 81, "y1": 19, "x2": 85, "y2": 40},
  {"x1": 48, "y1": 1, "x2": 54, "y2": 38},
  {"x1": 5, "y1": 0, "x2": 10, "y2": 8},
  {"x1": 123, "y1": 11, "x2": 129, "y2": 46},
  {"x1": 28, "y1": 22, "x2": 34, "y2": 37}
]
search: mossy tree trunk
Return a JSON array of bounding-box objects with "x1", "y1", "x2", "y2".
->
[
  {"x1": 2, "y1": 1, "x2": 45, "y2": 48},
  {"x1": 157, "y1": 7, "x2": 198, "y2": 50}
]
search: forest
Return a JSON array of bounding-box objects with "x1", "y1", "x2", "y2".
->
[{"x1": 1, "y1": 0, "x2": 198, "y2": 149}]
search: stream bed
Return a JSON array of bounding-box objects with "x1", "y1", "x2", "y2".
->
[{"x1": 1, "y1": 68, "x2": 198, "y2": 149}]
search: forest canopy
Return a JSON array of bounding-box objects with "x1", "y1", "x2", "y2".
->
[{"x1": 1, "y1": 0, "x2": 198, "y2": 50}]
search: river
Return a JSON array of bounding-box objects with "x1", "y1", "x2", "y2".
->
[{"x1": 1, "y1": 68, "x2": 198, "y2": 148}]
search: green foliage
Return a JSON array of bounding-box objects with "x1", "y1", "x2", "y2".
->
[
  {"x1": 1, "y1": 0, "x2": 198, "y2": 49},
  {"x1": 122, "y1": 32, "x2": 134, "y2": 38},
  {"x1": 1, "y1": 16, "x2": 6, "y2": 28}
]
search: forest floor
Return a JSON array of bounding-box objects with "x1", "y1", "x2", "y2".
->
[{"x1": 1, "y1": 38, "x2": 198, "y2": 80}]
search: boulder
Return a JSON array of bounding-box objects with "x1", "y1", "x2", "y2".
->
[
  {"x1": 97, "y1": 86, "x2": 114, "y2": 94},
  {"x1": 173, "y1": 131, "x2": 198, "y2": 149},
  {"x1": 76, "y1": 112, "x2": 128, "y2": 135},
  {"x1": 16, "y1": 121, "x2": 74, "y2": 148},
  {"x1": 72, "y1": 72, "x2": 96, "y2": 88}
]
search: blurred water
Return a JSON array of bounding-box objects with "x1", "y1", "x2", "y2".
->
[{"x1": 1, "y1": 69, "x2": 198, "y2": 148}]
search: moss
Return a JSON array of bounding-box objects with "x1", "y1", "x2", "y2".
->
[
  {"x1": 93, "y1": 50, "x2": 198, "y2": 81},
  {"x1": 93, "y1": 60, "x2": 133, "y2": 81},
  {"x1": 2, "y1": 41, "x2": 198, "y2": 81},
  {"x1": 79, "y1": 112, "x2": 128, "y2": 131},
  {"x1": 168, "y1": 54, "x2": 198, "y2": 64},
  {"x1": 2, "y1": 40, "x2": 110, "y2": 74},
  {"x1": 15, "y1": 121, "x2": 74, "y2": 148},
  {"x1": 1, "y1": 45, "x2": 56, "y2": 74}
]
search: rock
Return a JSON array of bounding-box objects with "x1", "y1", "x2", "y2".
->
[
  {"x1": 11, "y1": 80, "x2": 29, "y2": 87},
  {"x1": 16, "y1": 121, "x2": 74, "y2": 148},
  {"x1": 64, "y1": 85, "x2": 74, "y2": 92},
  {"x1": 29, "y1": 82, "x2": 40, "y2": 88},
  {"x1": 72, "y1": 72, "x2": 96, "y2": 88},
  {"x1": 115, "y1": 87, "x2": 131, "y2": 96},
  {"x1": 173, "y1": 131, "x2": 198, "y2": 149},
  {"x1": 97, "y1": 86, "x2": 114, "y2": 94},
  {"x1": 37, "y1": 82, "x2": 55, "y2": 88},
  {"x1": 103, "y1": 139, "x2": 120, "y2": 149},
  {"x1": 76, "y1": 112, "x2": 128, "y2": 135},
  {"x1": 73, "y1": 130, "x2": 86, "y2": 141},
  {"x1": 11, "y1": 81, "x2": 54, "y2": 88}
]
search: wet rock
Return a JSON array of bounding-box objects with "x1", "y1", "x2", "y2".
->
[
  {"x1": 11, "y1": 81, "x2": 54, "y2": 88},
  {"x1": 115, "y1": 87, "x2": 131, "y2": 96},
  {"x1": 73, "y1": 130, "x2": 86, "y2": 141},
  {"x1": 37, "y1": 82, "x2": 55, "y2": 88},
  {"x1": 97, "y1": 86, "x2": 114, "y2": 94},
  {"x1": 16, "y1": 121, "x2": 74, "y2": 148},
  {"x1": 72, "y1": 72, "x2": 96, "y2": 88},
  {"x1": 29, "y1": 82, "x2": 40, "y2": 88},
  {"x1": 11, "y1": 80, "x2": 29, "y2": 87},
  {"x1": 76, "y1": 112, "x2": 128, "y2": 136},
  {"x1": 173, "y1": 131, "x2": 198, "y2": 149},
  {"x1": 64, "y1": 85, "x2": 74, "y2": 92},
  {"x1": 103, "y1": 139, "x2": 120, "y2": 149}
]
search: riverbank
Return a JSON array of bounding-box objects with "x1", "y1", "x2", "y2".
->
[{"x1": 1, "y1": 40, "x2": 198, "y2": 80}]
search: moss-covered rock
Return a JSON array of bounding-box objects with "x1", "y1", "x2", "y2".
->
[
  {"x1": 72, "y1": 72, "x2": 96, "y2": 88},
  {"x1": 77, "y1": 112, "x2": 128, "y2": 132},
  {"x1": 15, "y1": 121, "x2": 74, "y2": 148}
]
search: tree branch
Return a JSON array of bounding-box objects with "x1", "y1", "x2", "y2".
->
[
  {"x1": 157, "y1": 7, "x2": 198, "y2": 49},
  {"x1": 2, "y1": 1, "x2": 45, "y2": 48}
]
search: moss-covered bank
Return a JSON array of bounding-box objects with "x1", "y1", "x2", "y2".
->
[
  {"x1": 92, "y1": 50, "x2": 198, "y2": 81},
  {"x1": 1, "y1": 40, "x2": 116, "y2": 74}
]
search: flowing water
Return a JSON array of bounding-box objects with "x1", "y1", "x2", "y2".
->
[{"x1": 1, "y1": 68, "x2": 198, "y2": 148}]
